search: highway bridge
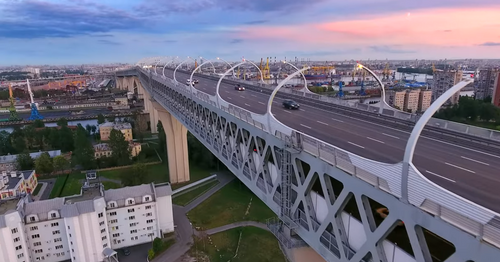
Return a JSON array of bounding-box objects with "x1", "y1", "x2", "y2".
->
[{"x1": 116, "y1": 58, "x2": 500, "y2": 262}]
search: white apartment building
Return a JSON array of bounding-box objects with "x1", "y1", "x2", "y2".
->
[{"x1": 0, "y1": 182, "x2": 174, "y2": 262}]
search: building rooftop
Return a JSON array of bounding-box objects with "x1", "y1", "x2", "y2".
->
[
  {"x1": 65, "y1": 186, "x2": 102, "y2": 204},
  {"x1": 99, "y1": 122, "x2": 132, "y2": 130},
  {"x1": 0, "y1": 150, "x2": 61, "y2": 164},
  {"x1": 94, "y1": 143, "x2": 111, "y2": 152},
  {"x1": 0, "y1": 198, "x2": 20, "y2": 215}
]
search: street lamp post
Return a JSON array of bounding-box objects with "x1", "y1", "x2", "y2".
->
[
  {"x1": 198, "y1": 57, "x2": 216, "y2": 74},
  {"x1": 401, "y1": 79, "x2": 473, "y2": 203},
  {"x1": 162, "y1": 56, "x2": 178, "y2": 77},
  {"x1": 282, "y1": 60, "x2": 310, "y2": 96},
  {"x1": 217, "y1": 57, "x2": 234, "y2": 77},
  {"x1": 357, "y1": 63, "x2": 388, "y2": 114},
  {"x1": 173, "y1": 56, "x2": 194, "y2": 83}
]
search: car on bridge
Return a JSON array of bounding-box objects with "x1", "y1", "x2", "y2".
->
[
  {"x1": 193, "y1": 79, "x2": 199, "y2": 84},
  {"x1": 282, "y1": 100, "x2": 300, "y2": 109},
  {"x1": 234, "y1": 84, "x2": 245, "y2": 91},
  {"x1": 186, "y1": 79, "x2": 192, "y2": 85}
]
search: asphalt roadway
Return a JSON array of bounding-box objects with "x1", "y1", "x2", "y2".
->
[{"x1": 162, "y1": 68, "x2": 500, "y2": 213}]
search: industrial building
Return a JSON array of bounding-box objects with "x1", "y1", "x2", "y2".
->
[{"x1": 0, "y1": 175, "x2": 174, "y2": 262}]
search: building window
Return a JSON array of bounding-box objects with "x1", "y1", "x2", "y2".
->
[
  {"x1": 129, "y1": 216, "x2": 135, "y2": 220},
  {"x1": 128, "y1": 199, "x2": 134, "y2": 205},
  {"x1": 147, "y1": 219, "x2": 153, "y2": 224},
  {"x1": 98, "y1": 212, "x2": 103, "y2": 218},
  {"x1": 127, "y1": 208, "x2": 134, "y2": 213},
  {"x1": 146, "y1": 212, "x2": 152, "y2": 217},
  {"x1": 145, "y1": 205, "x2": 152, "y2": 210},
  {"x1": 51, "y1": 212, "x2": 57, "y2": 218},
  {"x1": 99, "y1": 221, "x2": 105, "y2": 226},
  {"x1": 110, "y1": 219, "x2": 118, "y2": 224},
  {"x1": 15, "y1": 245, "x2": 22, "y2": 250},
  {"x1": 130, "y1": 222, "x2": 138, "y2": 227},
  {"x1": 34, "y1": 249, "x2": 43, "y2": 254},
  {"x1": 33, "y1": 242, "x2": 41, "y2": 246},
  {"x1": 147, "y1": 226, "x2": 153, "y2": 230},
  {"x1": 101, "y1": 229, "x2": 106, "y2": 233},
  {"x1": 109, "y1": 202, "x2": 116, "y2": 208},
  {"x1": 130, "y1": 230, "x2": 137, "y2": 234},
  {"x1": 52, "y1": 230, "x2": 60, "y2": 235},
  {"x1": 102, "y1": 236, "x2": 107, "y2": 241},
  {"x1": 32, "y1": 234, "x2": 40, "y2": 239},
  {"x1": 14, "y1": 237, "x2": 20, "y2": 242},
  {"x1": 109, "y1": 212, "x2": 117, "y2": 216},
  {"x1": 51, "y1": 222, "x2": 59, "y2": 227},
  {"x1": 145, "y1": 196, "x2": 150, "y2": 202},
  {"x1": 11, "y1": 228, "x2": 18, "y2": 234},
  {"x1": 112, "y1": 233, "x2": 120, "y2": 238},
  {"x1": 55, "y1": 245, "x2": 63, "y2": 250},
  {"x1": 54, "y1": 238, "x2": 62, "y2": 242},
  {"x1": 30, "y1": 226, "x2": 38, "y2": 231},
  {"x1": 17, "y1": 253, "x2": 24, "y2": 259}
]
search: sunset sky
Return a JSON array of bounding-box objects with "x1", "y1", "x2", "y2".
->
[{"x1": 0, "y1": 0, "x2": 499, "y2": 65}]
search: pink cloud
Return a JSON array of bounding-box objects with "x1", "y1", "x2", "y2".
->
[{"x1": 233, "y1": 7, "x2": 500, "y2": 47}]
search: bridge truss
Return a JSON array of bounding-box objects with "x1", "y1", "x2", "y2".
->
[{"x1": 116, "y1": 65, "x2": 500, "y2": 262}]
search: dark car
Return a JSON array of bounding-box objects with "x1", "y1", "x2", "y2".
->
[
  {"x1": 193, "y1": 79, "x2": 199, "y2": 84},
  {"x1": 282, "y1": 100, "x2": 300, "y2": 109},
  {"x1": 234, "y1": 84, "x2": 245, "y2": 91},
  {"x1": 123, "y1": 248, "x2": 131, "y2": 256}
]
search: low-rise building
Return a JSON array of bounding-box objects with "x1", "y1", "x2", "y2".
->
[
  {"x1": 0, "y1": 170, "x2": 38, "y2": 200},
  {"x1": 99, "y1": 122, "x2": 133, "y2": 141},
  {"x1": 418, "y1": 90, "x2": 432, "y2": 112},
  {"x1": 0, "y1": 182, "x2": 174, "y2": 262},
  {"x1": 94, "y1": 142, "x2": 142, "y2": 159},
  {"x1": 0, "y1": 150, "x2": 61, "y2": 172}
]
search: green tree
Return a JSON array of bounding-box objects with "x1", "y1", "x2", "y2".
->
[
  {"x1": 107, "y1": 116, "x2": 115, "y2": 123},
  {"x1": 97, "y1": 114, "x2": 105, "y2": 125},
  {"x1": 17, "y1": 153, "x2": 34, "y2": 170},
  {"x1": 152, "y1": 237, "x2": 163, "y2": 254},
  {"x1": 0, "y1": 131, "x2": 13, "y2": 155},
  {"x1": 53, "y1": 155, "x2": 69, "y2": 174},
  {"x1": 122, "y1": 163, "x2": 148, "y2": 186},
  {"x1": 57, "y1": 118, "x2": 68, "y2": 127},
  {"x1": 32, "y1": 119, "x2": 45, "y2": 128},
  {"x1": 35, "y1": 152, "x2": 54, "y2": 175},
  {"x1": 23, "y1": 125, "x2": 36, "y2": 150},
  {"x1": 85, "y1": 124, "x2": 92, "y2": 135},
  {"x1": 91, "y1": 125, "x2": 97, "y2": 135},
  {"x1": 108, "y1": 129, "x2": 131, "y2": 166},
  {"x1": 59, "y1": 126, "x2": 75, "y2": 152},
  {"x1": 157, "y1": 121, "x2": 166, "y2": 155},
  {"x1": 148, "y1": 249, "x2": 155, "y2": 260},
  {"x1": 13, "y1": 136, "x2": 26, "y2": 153},
  {"x1": 73, "y1": 126, "x2": 95, "y2": 170}
]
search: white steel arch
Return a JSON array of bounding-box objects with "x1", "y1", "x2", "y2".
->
[
  {"x1": 282, "y1": 60, "x2": 314, "y2": 96},
  {"x1": 357, "y1": 63, "x2": 390, "y2": 114},
  {"x1": 173, "y1": 57, "x2": 195, "y2": 83},
  {"x1": 163, "y1": 56, "x2": 179, "y2": 77},
  {"x1": 401, "y1": 79, "x2": 473, "y2": 202},
  {"x1": 154, "y1": 57, "x2": 169, "y2": 75},
  {"x1": 189, "y1": 59, "x2": 217, "y2": 91},
  {"x1": 198, "y1": 57, "x2": 216, "y2": 74}
]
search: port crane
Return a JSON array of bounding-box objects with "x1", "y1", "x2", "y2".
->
[
  {"x1": 27, "y1": 79, "x2": 43, "y2": 120},
  {"x1": 8, "y1": 84, "x2": 21, "y2": 121}
]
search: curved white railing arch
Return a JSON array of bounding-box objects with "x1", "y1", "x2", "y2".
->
[
  {"x1": 217, "y1": 57, "x2": 235, "y2": 77},
  {"x1": 173, "y1": 57, "x2": 195, "y2": 83},
  {"x1": 198, "y1": 57, "x2": 216, "y2": 74},
  {"x1": 163, "y1": 57, "x2": 179, "y2": 77},
  {"x1": 282, "y1": 61, "x2": 314, "y2": 96},
  {"x1": 401, "y1": 79, "x2": 473, "y2": 202},
  {"x1": 356, "y1": 63, "x2": 390, "y2": 114},
  {"x1": 154, "y1": 57, "x2": 169, "y2": 75},
  {"x1": 244, "y1": 60, "x2": 265, "y2": 84},
  {"x1": 189, "y1": 59, "x2": 218, "y2": 93}
]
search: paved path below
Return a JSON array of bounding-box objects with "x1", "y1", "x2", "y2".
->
[
  {"x1": 38, "y1": 178, "x2": 56, "y2": 200},
  {"x1": 151, "y1": 172, "x2": 235, "y2": 262},
  {"x1": 203, "y1": 221, "x2": 269, "y2": 235},
  {"x1": 32, "y1": 182, "x2": 48, "y2": 201}
]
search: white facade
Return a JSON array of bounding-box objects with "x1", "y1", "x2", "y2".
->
[{"x1": 0, "y1": 182, "x2": 174, "y2": 262}]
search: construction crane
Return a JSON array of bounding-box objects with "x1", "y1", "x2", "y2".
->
[
  {"x1": 431, "y1": 63, "x2": 437, "y2": 73},
  {"x1": 8, "y1": 84, "x2": 21, "y2": 121},
  {"x1": 337, "y1": 81, "x2": 344, "y2": 98},
  {"x1": 360, "y1": 70, "x2": 367, "y2": 96},
  {"x1": 382, "y1": 63, "x2": 391, "y2": 79},
  {"x1": 262, "y1": 57, "x2": 270, "y2": 80},
  {"x1": 26, "y1": 79, "x2": 43, "y2": 120}
]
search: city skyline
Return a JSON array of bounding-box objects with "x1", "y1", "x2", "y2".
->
[{"x1": 1, "y1": 0, "x2": 500, "y2": 65}]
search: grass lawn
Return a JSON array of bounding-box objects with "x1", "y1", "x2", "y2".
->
[
  {"x1": 32, "y1": 184, "x2": 43, "y2": 196},
  {"x1": 60, "y1": 172, "x2": 86, "y2": 197},
  {"x1": 194, "y1": 227, "x2": 286, "y2": 262},
  {"x1": 99, "y1": 162, "x2": 214, "y2": 188},
  {"x1": 187, "y1": 180, "x2": 276, "y2": 230},
  {"x1": 172, "y1": 180, "x2": 219, "y2": 206},
  {"x1": 48, "y1": 175, "x2": 68, "y2": 199},
  {"x1": 102, "y1": 181, "x2": 121, "y2": 190}
]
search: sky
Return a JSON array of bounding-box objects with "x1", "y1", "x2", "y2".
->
[{"x1": 0, "y1": 0, "x2": 500, "y2": 65}]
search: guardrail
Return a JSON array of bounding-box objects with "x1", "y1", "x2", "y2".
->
[{"x1": 136, "y1": 67, "x2": 500, "y2": 250}]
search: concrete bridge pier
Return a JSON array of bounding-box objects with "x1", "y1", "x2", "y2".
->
[
  {"x1": 142, "y1": 92, "x2": 159, "y2": 133},
  {"x1": 152, "y1": 101, "x2": 190, "y2": 184}
]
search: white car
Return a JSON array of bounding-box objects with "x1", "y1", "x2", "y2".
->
[{"x1": 186, "y1": 79, "x2": 192, "y2": 85}]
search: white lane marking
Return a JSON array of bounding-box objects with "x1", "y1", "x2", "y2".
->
[
  {"x1": 244, "y1": 103, "x2": 251, "y2": 107},
  {"x1": 425, "y1": 170, "x2": 456, "y2": 183},
  {"x1": 348, "y1": 141, "x2": 365, "y2": 149},
  {"x1": 382, "y1": 133, "x2": 399, "y2": 139},
  {"x1": 445, "y1": 162, "x2": 476, "y2": 173},
  {"x1": 461, "y1": 156, "x2": 490, "y2": 166},
  {"x1": 240, "y1": 95, "x2": 246, "y2": 98},
  {"x1": 300, "y1": 124, "x2": 312, "y2": 129},
  {"x1": 331, "y1": 118, "x2": 344, "y2": 123},
  {"x1": 258, "y1": 102, "x2": 265, "y2": 105},
  {"x1": 299, "y1": 103, "x2": 500, "y2": 159},
  {"x1": 284, "y1": 110, "x2": 291, "y2": 113},
  {"x1": 367, "y1": 137, "x2": 385, "y2": 144},
  {"x1": 317, "y1": 121, "x2": 329, "y2": 126},
  {"x1": 227, "y1": 97, "x2": 232, "y2": 100},
  {"x1": 299, "y1": 109, "x2": 306, "y2": 111},
  {"x1": 251, "y1": 94, "x2": 257, "y2": 97}
]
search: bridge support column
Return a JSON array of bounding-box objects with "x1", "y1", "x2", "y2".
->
[
  {"x1": 142, "y1": 92, "x2": 158, "y2": 133},
  {"x1": 153, "y1": 102, "x2": 190, "y2": 184}
]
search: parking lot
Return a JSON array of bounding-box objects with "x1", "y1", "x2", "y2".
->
[{"x1": 117, "y1": 243, "x2": 151, "y2": 262}]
